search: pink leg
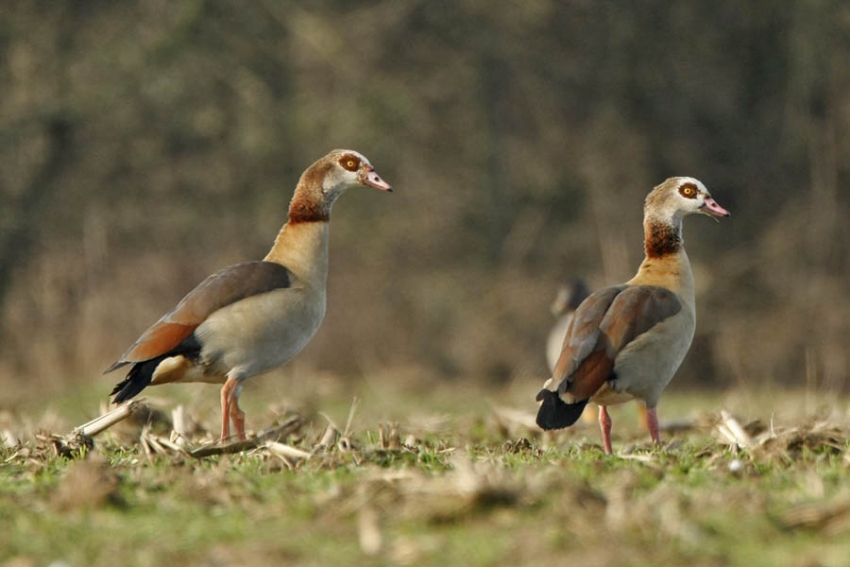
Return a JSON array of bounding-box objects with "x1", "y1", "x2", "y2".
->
[
  {"x1": 646, "y1": 406, "x2": 660, "y2": 445},
  {"x1": 229, "y1": 396, "x2": 246, "y2": 441},
  {"x1": 220, "y1": 381, "x2": 233, "y2": 443},
  {"x1": 220, "y1": 379, "x2": 246, "y2": 443},
  {"x1": 598, "y1": 405, "x2": 613, "y2": 454}
]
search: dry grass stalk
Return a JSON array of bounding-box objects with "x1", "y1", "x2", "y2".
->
[
  {"x1": 316, "y1": 424, "x2": 340, "y2": 451},
  {"x1": 710, "y1": 410, "x2": 849, "y2": 465},
  {"x1": 715, "y1": 410, "x2": 754, "y2": 448},
  {"x1": 43, "y1": 400, "x2": 145, "y2": 457},
  {"x1": 751, "y1": 422, "x2": 846, "y2": 462},
  {"x1": 378, "y1": 422, "x2": 401, "y2": 450},
  {"x1": 73, "y1": 400, "x2": 143, "y2": 438},
  {"x1": 140, "y1": 426, "x2": 185, "y2": 459},
  {"x1": 264, "y1": 440, "x2": 312, "y2": 461},
  {"x1": 187, "y1": 415, "x2": 304, "y2": 458},
  {"x1": 336, "y1": 397, "x2": 361, "y2": 452},
  {"x1": 171, "y1": 405, "x2": 204, "y2": 448},
  {"x1": 42, "y1": 433, "x2": 93, "y2": 459}
]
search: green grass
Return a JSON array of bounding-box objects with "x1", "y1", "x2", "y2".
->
[{"x1": 1, "y1": 386, "x2": 849, "y2": 566}]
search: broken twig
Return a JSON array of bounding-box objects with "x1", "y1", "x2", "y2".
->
[
  {"x1": 188, "y1": 415, "x2": 303, "y2": 458},
  {"x1": 72, "y1": 401, "x2": 143, "y2": 438}
]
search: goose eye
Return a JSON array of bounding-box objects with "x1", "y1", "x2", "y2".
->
[
  {"x1": 679, "y1": 184, "x2": 697, "y2": 198},
  {"x1": 340, "y1": 156, "x2": 360, "y2": 172}
]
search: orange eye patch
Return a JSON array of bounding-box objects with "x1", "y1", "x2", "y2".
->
[
  {"x1": 340, "y1": 156, "x2": 360, "y2": 172},
  {"x1": 679, "y1": 183, "x2": 698, "y2": 198}
]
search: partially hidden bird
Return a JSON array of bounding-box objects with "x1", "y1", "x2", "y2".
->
[
  {"x1": 546, "y1": 279, "x2": 591, "y2": 374},
  {"x1": 105, "y1": 149, "x2": 392, "y2": 443},
  {"x1": 536, "y1": 177, "x2": 729, "y2": 453}
]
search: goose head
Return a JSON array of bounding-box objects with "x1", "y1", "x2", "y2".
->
[{"x1": 645, "y1": 177, "x2": 730, "y2": 224}]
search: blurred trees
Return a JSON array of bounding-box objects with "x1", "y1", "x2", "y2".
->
[{"x1": 1, "y1": 0, "x2": 848, "y2": 402}]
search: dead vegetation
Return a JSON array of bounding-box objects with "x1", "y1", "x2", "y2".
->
[{"x1": 2, "y1": 394, "x2": 849, "y2": 566}]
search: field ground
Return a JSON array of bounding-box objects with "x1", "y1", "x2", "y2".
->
[{"x1": 2, "y1": 379, "x2": 849, "y2": 567}]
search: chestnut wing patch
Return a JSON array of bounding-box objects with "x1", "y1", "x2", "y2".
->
[
  {"x1": 552, "y1": 286, "x2": 625, "y2": 386},
  {"x1": 105, "y1": 261, "x2": 292, "y2": 372},
  {"x1": 551, "y1": 285, "x2": 681, "y2": 400}
]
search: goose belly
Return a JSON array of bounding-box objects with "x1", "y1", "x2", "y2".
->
[
  {"x1": 607, "y1": 308, "x2": 695, "y2": 408},
  {"x1": 195, "y1": 287, "x2": 326, "y2": 378}
]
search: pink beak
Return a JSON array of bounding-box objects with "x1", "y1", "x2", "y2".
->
[
  {"x1": 360, "y1": 167, "x2": 393, "y2": 192},
  {"x1": 702, "y1": 197, "x2": 730, "y2": 218}
]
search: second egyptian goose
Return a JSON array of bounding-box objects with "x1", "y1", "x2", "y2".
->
[
  {"x1": 546, "y1": 279, "x2": 591, "y2": 373},
  {"x1": 536, "y1": 177, "x2": 729, "y2": 453},
  {"x1": 105, "y1": 149, "x2": 392, "y2": 443}
]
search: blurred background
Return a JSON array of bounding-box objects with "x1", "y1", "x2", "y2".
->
[{"x1": 1, "y1": 1, "x2": 848, "y2": 415}]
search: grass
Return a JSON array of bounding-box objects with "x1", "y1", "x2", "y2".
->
[{"x1": 1, "y1": 383, "x2": 849, "y2": 567}]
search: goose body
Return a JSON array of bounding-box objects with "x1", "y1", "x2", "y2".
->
[
  {"x1": 105, "y1": 149, "x2": 392, "y2": 443},
  {"x1": 536, "y1": 177, "x2": 729, "y2": 453}
]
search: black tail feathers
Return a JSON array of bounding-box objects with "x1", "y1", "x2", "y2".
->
[
  {"x1": 110, "y1": 356, "x2": 164, "y2": 403},
  {"x1": 535, "y1": 389, "x2": 588, "y2": 430},
  {"x1": 108, "y1": 335, "x2": 201, "y2": 404}
]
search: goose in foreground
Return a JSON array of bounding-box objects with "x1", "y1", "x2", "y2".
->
[
  {"x1": 105, "y1": 149, "x2": 392, "y2": 443},
  {"x1": 536, "y1": 177, "x2": 729, "y2": 453}
]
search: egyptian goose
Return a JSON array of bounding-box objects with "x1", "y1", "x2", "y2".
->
[
  {"x1": 105, "y1": 149, "x2": 392, "y2": 443},
  {"x1": 536, "y1": 177, "x2": 729, "y2": 453},
  {"x1": 546, "y1": 279, "x2": 591, "y2": 373}
]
